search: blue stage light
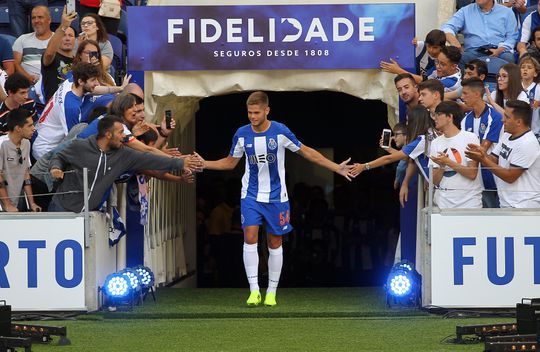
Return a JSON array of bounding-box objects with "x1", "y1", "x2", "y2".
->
[
  {"x1": 385, "y1": 260, "x2": 421, "y2": 308},
  {"x1": 122, "y1": 269, "x2": 142, "y2": 292},
  {"x1": 103, "y1": 273, "x2": 132, "y2": 300},
  {"x1": 135, "y1": 266, "x2": 154, "y2": 289}
]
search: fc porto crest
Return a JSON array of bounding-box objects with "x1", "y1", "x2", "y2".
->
[
  {"x1": 479, "y1": 123, "x2": 487, "y2": 134},
  {"x1": 268, "y1": 138, "x2": 277, "y2": 150}
]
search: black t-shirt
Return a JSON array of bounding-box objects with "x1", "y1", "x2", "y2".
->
[
  {"x1": 0, "y1": 100, "x2": 37, "y2": 134},
  {"x1": 41, "y1": 52, "x2": 73, "y2": 103}
]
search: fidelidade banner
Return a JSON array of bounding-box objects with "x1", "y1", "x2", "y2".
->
[{"x1": 127, "y1": 3, "x2": 415, "y2": 71}]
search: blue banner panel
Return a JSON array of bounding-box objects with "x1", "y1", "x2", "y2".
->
[{"x1": 127, "y1": 4, "x2": 415, "y2": 71}]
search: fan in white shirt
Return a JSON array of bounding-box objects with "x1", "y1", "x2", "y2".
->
[
  {"x1": 429, "y1": 101, "x2": 483, "y2": 209},
  {"x1": 466, "y1": 100, "x2": 540, "y2": 208}
]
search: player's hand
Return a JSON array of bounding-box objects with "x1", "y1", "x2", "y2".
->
[
  {"x1": 380, "y1": 58, "x2": 402, "y2": 74},
  {"x1": 182, "y1": 154, "x2": 203, "y2": 174},
  {"x1": 335, "y1": 157, "x2": 355, "y2": 181},
  {"x1": 192, "y1": 152, "x2": 207, "y2": 170},
  {"x1": 50, "y1": 168, "x2": 64, "y2": 180}
]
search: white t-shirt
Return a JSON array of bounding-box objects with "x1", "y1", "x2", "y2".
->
[
  {"x1": 429, "y1": 130, "x2": 483, "y2": 209},
  {"x1": 523, "y1": 82, "x2": 540, "y2": 137},
  {"x1": 492, "y1": 130, "x2": 540, "y2": 208},
  {"x1": 33, "y1": 82, "x2": 83, "y2": 159},
  {"x1": 12, "y1": 32, "x2": 51, "y2": 78},
  {"x1": 489, "y1": 90, "x2": 530, "y2": 106}
]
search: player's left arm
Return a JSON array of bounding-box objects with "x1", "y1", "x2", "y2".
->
[{"x1": 297, "y1": 144, "x2": 354, "y2": 181}]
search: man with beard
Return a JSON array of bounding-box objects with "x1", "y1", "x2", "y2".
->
[
  {"x1": 41, "y1": 6, "x2": 77, "y2": 102},
  {"x1": 48, "y1": 115, "x2": 200, "y2": 212},
  {"x1": 33, "y1": 62, "x2": 100, "y2": 159},
  {"x1": 394, "y1": 73, "x2": 419, "y2": 112}
]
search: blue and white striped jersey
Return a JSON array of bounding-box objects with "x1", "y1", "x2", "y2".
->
[
  {"x1": 401, "y1": 135, "x2": 431, "y2": 181},
  {"x1": 230, "y1": 121, "x2": 301, "y2": 203}
]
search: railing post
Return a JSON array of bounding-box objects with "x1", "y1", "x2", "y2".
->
[{"x1": 83, "y1": 167, "x2": 90, "y2": 248}]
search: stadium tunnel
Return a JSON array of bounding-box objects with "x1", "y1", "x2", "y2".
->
[{"x1": 132, "y1": 0, "x2": 452, "y2": 288}]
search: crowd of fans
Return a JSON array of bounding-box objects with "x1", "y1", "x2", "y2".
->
[
  {"x1": 0, "y1": 3, "x2": 201, "y2": 213},
  {"x1": 2, "y1": 0, "x2": 540, "y2": 215},
  {"x1": 378, "y1": 0, "x2": 540, "y2": 209}
]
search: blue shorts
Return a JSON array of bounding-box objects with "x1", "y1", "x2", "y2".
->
[{"x1": 240, "y1": 197, "x2": 293, "y2": 235}]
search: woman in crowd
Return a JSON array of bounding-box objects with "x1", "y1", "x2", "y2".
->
[
  {"x1": 486, "y1": 63, "x2": 529, "y2": 115},
  {"x1": 78, "y1": 13, "x2": 114, "y2": 71}
]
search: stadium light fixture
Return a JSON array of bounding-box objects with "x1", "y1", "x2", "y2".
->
[{"x1": 385, "y1": 260, "x2": 421, "y2": 308}]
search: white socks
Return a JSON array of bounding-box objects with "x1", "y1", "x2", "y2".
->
[
  {"x1": 267, "y1": 246, "x2": 283, "y2": 294},
  {"x1": 243, "y1": 243, "x2": 284, "y2": 294},
  {"x1": 243, "y1": 243, "x2": 259, "y2": 292}
]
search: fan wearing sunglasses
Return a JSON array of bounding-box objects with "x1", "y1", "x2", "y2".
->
[{"x1": 0, "y1": 108, "x2": 41, "y2": 212}]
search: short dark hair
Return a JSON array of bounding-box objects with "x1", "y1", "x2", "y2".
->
[
  {"x1": 4, "y1": 73, "x2": 31, "y2": 95},
  {"x1": 393, "y1": 122, "x2": 407, "y2": 133},
  {"x1": 461, "y1": 77, "x2": 485, "y2": 93},
  {"x1": 138, "y1": 128, "x2": 158, "y2": 145},
  {"x1": 506, "y1": 100, "x2": 533, "y2": 127},
  {"x1": 418, "y1": 79, "x2": 445, "y2": 100},
  {"x1": 394, "y1": 73, "x2": 416, "y2": 86},
  {"x1": 6, "y1": 108, "x2": 33, "y2": 131},
  {"x1": 441, "y1": 45, "x2": 462, "y2": 65},
  {"x1": 246, "y1": 91, "x2": 269, "y2": 106},
  {"x1": 532, "y1": 26, "x2": 540, "y2": 41},
  {"x1": 97, "y1": 115, "x2": 123, "y2": 138},
  {"x1": 466, "y1": 59, "x2": 488, "y2": 78},
  {"x1": 435, "y1": 101, "x2": 464, "y2": 128},
  {"x1": 425, "y1": 29, "x2": 446, "y2": 47},
  {"x1": 72, "y1": 62, "x2": 100, "y2": 88}
]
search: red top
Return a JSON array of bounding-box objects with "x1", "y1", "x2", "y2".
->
[{"x1": 80, "y1": 0, "x2": 122, "y2": 8}]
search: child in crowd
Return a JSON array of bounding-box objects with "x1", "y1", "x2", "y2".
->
[
  {"x1": 427, "y1": 45, "x2": 462, "y2": 93},
  {"x1": 519, "y1": 55, "x2": 540, "y2": 142},
  {"x1": 380, "y1": 29, "x2": 446, "y2": 84}
]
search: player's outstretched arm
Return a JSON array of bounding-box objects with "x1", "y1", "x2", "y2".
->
[
  {"x1": 194, "y1": 152, "x2": 241, "y2": 171},
  {"x1": 297, "y1": 145, "x2": 355, "y2": 181}
]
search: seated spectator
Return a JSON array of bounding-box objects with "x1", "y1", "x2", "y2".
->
[
  {"x1": 444, "y1": 59, "x2": 488, "y2": 101},
  {"x1": 40, "y1": 7, "x2": 77, "y2": 103},
  {"x1": 8, "y1": 0, "x2": 48, "y2": 38},
  {"x1": 428, "y1": 46, "x2": 462, "y2": 93},
  {"x1": 380, "y1": 29, "x2": 446, "y2": 84},
  {"x1": 0, "y1": 35, "x2": 14, "y2": 76},
  {"x1": 441, "y1": 0, "x2": 518, "y2": 65},
  {"x1": 78, "y1": 0, "x2": 121, "y2": 35},
  {"x1": 418, "y1": 79, "x2": 445, "y2": 118},
  {"x1": 0, "y1": 108, "x2": 41, "y2": 212},
  {"x1": 78, "y1": 14, "x2": 114, "y2": 71},
  {"x1": 460, "y1": 77, "x2": 504, "y2": 207},
  {"x1": 517, "y1": 2, "x2": 540, "y2": 57},
  {"x1": 48, "y1": 115, "x2": 199, "y2": 212},
  {"x1": 33, "y1": 62, "x2": 101, "y2": 159},
  {"x1": 0, "y1": 73, "x2": 36, "y2": 135},
  {"x1": 487, "y1": 63, "x2": 529, "y2": 115},
  {"x1": 12, "y1": 5, "x2": 53, "y2": 86},
  {"x1": 519, "y1": 55, "x2": 540, "y2": 141},
  {"x1": 429, "y1": 101, "x2": 483, "y2": 209},
  {"x1": 466, "y1": 100, "x2": 540, "y2": 208}
]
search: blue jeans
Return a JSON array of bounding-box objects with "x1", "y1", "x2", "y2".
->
[
  {"x1": 48, "y1": 196, "x2": 67, "y2": 212},
  {"x1": 460, "y1": 49, "x2": 516, "y2": 68},
  {"x1": 7, "y1": 0, "x2": 48, "y2": 38}
]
